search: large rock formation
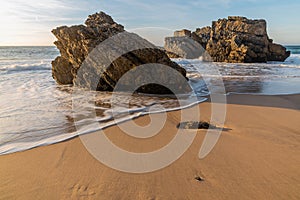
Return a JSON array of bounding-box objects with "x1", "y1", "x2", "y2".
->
[
  {"x1": 165, "y1": 16, "x2": 290, "y2": 63},
  {"x1": 52, "y1": 12, "x2": 125, "y2": 85},
  {"x1": 52, "y1": 12, "x2": 190, "y2": 94},
  {"x1": 205, "y1": 16, "x2": 290, "y2": 63}
]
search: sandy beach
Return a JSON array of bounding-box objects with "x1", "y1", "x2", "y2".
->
[
  {"x1": 0, "y1": 94, "x2": 299, "y2": 200},
  {"x1": 1, "y1": 1, "x2": 300, "y2": 199}
]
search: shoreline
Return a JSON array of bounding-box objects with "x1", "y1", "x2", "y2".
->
[
  {"x1": 0, "y1": 94, "x2": 299, "y2": 199},
  {"x1": 1, "y1": 92, "x2": 299, "y2": 156},
  {"x1": 0, "y1": 95, "x2": 300, "y2": 199},
  {"x1": 212, "y1": 93, "x2": 300, "y2": 110}
]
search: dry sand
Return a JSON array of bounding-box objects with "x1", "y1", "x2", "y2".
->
[{"x1": 0, "y1": 94, "x2": 299, "y2": 200}]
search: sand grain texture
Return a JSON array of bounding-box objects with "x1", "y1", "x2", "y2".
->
[{"x1": 0, "y1": 95, "x2": 299, "y2": 200}]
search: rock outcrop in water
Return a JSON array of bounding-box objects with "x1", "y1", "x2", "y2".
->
[
  {"x1": 165, "y1": 16, "x2": 290, "y2": 63},
  {"x1": 205, "y1": 16, "x2": 290, "y2": 63},
  {"x1": 52, "y1": 12, "x2": 124, "y2": 85},
  {"x1": 52, "y1": 12, "x2": 190, "y2": 94},
  {"x1": 164, "y1": 35, "x2": 205, "y2": 59},
  {"x1": 164, "y1": 29, "x2": 206, "y2": 59}
]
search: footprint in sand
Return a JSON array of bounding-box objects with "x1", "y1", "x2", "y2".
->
[{"x1": 69, "y1": 183, "x2": 96, "y2": 199}]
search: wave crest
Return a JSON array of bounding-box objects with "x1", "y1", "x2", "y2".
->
[{"x1": 0, "y1": 61, "x2": 52, "y2": 73}]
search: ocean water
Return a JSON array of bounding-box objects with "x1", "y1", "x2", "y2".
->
[{"x1": 0, "y1": 46, "x2": 300, "y2": 155}]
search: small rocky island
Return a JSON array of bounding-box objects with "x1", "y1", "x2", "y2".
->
[
  {"x1": 51, "y1": 12, "x2": 189, "y2": 94},
  {"x1": 165, "y1": 16, "x2": 290, "y2": 63}
]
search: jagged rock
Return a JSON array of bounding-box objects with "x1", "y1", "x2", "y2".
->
[
  {"x1": 51, "y1": 56, "x2": 73, "y2": 84},
  {"x1": 268, "y1": 43, "x2": 291, "y2": 61},
  {"x1": 52, "y1": 12, "x2": 124, "y2": 85},
  {"x1": 165, "y1": 50, "x2": 181, "y2": 59},
  {"x1": 191, "y1": 26, "x2": 211, "y2": 49},
  {"x1": 204, "y1": 16, "x2": 290, "y2": 63},
  {"x1": 52, "y1": 12, "x2": 190, "y2": 94},
  {"x1": 165, "y1": 16, "x2": 290, "y2": 63}
]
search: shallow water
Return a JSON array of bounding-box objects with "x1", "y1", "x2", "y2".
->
[{"x1": 0, "y1": 46, "x2": 300, "y2": 155}]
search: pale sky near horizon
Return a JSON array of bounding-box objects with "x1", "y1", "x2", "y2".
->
[{"x1": 0, "y1": 0, "x2": 299, "y2": 46}]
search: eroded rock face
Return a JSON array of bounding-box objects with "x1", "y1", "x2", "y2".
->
[
  {"x1": 204, "y1": 16, "x2": 290, "y2": 63},
  {"x1": 52, "y1": 12, "x2": 190, "y2": 94},
  {"x1": 164, "y1": 16, "x2": 290, "y2": 63},
  {"x1": 52, "y1": 12, "x2": 124, "y2": 85},
  {"x1": 268, "y1": 43, "x2": 290, "y2": 61},
  {"x1": 191, "y1": 26, "x2": 211, "y2": 49}
]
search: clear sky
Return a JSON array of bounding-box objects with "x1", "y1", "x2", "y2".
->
[{"x1": 0, "y1": 0, "x2": 299, "y2": 46}]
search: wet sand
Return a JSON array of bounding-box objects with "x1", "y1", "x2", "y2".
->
[{"x1": 0, "y1": 94, "x2": 299, "y2": 200}]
